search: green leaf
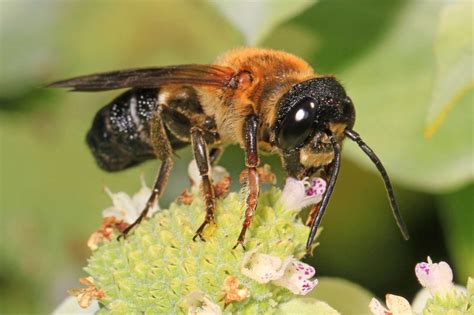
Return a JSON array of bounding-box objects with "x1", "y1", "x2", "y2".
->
[
  {"x1": 425, "y1": 1, "x2": 474, "y2": 138},
  {"x1": 210, "y1": 0, "x2": 317, "y2": 44},
  {"x1": 307, "y1": 277, "x2": 374, "y2": 315},
  {"x1": 276, "y1": 297, "x2": 340, "y2": 315},
  {"x1": 336, "y1": 1, "x2": 473, "y2": 192}
]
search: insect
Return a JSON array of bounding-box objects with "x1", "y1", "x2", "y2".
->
[{"x1": 50, "y1": 48, "x2": 409, "y2": 252}]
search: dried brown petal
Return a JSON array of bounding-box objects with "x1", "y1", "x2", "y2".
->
[
  {"x1": 214, "y1": 176, "x2": 231, "y2": 198},
  {"x1": 178, "y1": 189, "x2": 194, "y2": 205},
  {"x1": 87, "y1": 217, "x2": 128, "y2": 250},
  {"x1": 69, "y1": 277, "x2": 105, "y2": 309},
  {"x1": 222, "y1": 276, "x2": 250, "y2": 305}
]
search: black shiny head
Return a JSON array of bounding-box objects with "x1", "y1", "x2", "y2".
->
[{"x1": 273, "y1": 76, "x2": 355, "y2": 153}]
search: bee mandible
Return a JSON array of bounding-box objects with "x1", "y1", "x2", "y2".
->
[{"x1": 50, "y1": 48, "x2": 409, "y2": 252}]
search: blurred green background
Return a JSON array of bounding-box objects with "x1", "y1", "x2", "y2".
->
[{"x1": 0, "y1": 0, "x2": 472, "y2": 313}]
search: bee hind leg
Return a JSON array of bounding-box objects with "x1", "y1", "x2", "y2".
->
[
  {"x1": 118, "y1": 106, "x2": 173, "y2": 240},
  {"x1": 191, "y1": 127, "x2": 217, "y2": 242},
  {"x1": 233, "y1": 114, "x2": 260, "y2": 250}
]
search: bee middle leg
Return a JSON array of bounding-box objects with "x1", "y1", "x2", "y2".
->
[
  {"x1": 119, "y1": 106, "x2": 173, "y2": 239},
  {"x1": 234, "y1": 114, "x2": 260, "y2": 250},
  {"x1": 191, "y1": 127, "x2": 218, "y2": 241}
]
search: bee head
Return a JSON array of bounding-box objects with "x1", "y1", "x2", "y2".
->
[{"x1": 272, "y1": 76, "x2": 355, "y2": 177}]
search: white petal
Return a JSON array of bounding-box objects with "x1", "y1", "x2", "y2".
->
[
  {"x1": 385, "y1": 294, "x2": 412, "y2": 315},
  {"x1": 297, "y1": 195, "x2": 323, "y2": 210},
  {"x1": 104, "y1": 188, "x2": 140, "y2": 223},
  {"x1": 241, "y1": 248, "x2": 292, "y2": 284},
  {"x1": 102, "y1": 207, "x2": 123, "y2": 219},
  {"x1": 188, "y1": 160, "x2": 201, "y2": 187},
  {"x1": 211, "y1": 165, "x2": 229, "y2": 183},
  {"x1": 185, "y1": 292, "x2": 222, "y2": 315},
  {"x1": 279, "y1": 177, "x2": 308, "y2": 211},
  {"x1": 132, "y1": 186, "x2": 151, "y2": 210},
  {"x1": 279, "y1": 177, "x2": 326, "y2": 212},
  {"x1": 272, "y1": 260, "x2": 318, "y2": 295},
  {"x1": 132, "y1": 182, "x2": 159, "y2": 217},
  {"x1": 53, "y1": 296, "x2": 99, "y2": 315},
  {"x1": 369, "y1": 298, "x2": 389, "y2": 315}
]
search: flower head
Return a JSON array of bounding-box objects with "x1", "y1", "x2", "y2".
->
[
  {"x1": 415, "y1": 257, "x2": 453, "y2": 296},
  {"x1": 84, "y1": 176, "x2": 317, "y2": 313},
  {"x1": 279, "y1": 177, "x2": 326, "y2": 212}
]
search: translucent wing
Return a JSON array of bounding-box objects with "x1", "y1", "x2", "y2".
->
[{"x1": 48, "y1": 64, "x2": 235, "y2": 91}]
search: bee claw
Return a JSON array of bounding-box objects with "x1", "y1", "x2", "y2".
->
[
  {"x1": 192, "y1": 232, "x2": 206, "y2": 242},
  {"x1": 232, "y1": 239, "x2": 246, "y2": 251},
  {"x1": 116, "y1": 232, "x2": 127, "y2": 241}
]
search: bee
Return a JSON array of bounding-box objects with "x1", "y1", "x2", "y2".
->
[{"x1": 50, "y1": 47, "x2": 409, "y2": 252}]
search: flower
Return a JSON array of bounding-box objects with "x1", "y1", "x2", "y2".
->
[
  {"x1": 369, "y1": 294, "x2": 413, "y2": 315},
  {"x1": 369, "y1": 258, "x2": 472, "y2": 314},
  {"x1": 185, "y1": 292, "x2": 222, "y2": 315},
  {"x1": 241, "y1": 247, "x2": 293, "y2": 283},
  {"x1": 415, "y1": 257, "x2": 453, "y2": 296},
  {"x1": 279, "y1": 177, "x2": 326, "y2": 212},
  {"x1": 241, "y1": 248, "x2": 318, "y2": 295},
  {"x1": 273, "y1": 260, "x2": 319, "y2": 295},
  {"x1": 102, "y1": 175, "x2": 159, "y2": 224}
]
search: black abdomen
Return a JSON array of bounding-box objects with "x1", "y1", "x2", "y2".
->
[
  {"x1": 87, "y1": 87, "x2": 208, "y2": 172},
  {"x1": 86, "y1": 89, "x2": 159, "y2": 171}
]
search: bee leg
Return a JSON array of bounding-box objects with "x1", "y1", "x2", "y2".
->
[
  {"x1": 234, "y1": 115, "x2": 260, "y2": 250},
  {"x1": 118, "y1": 106, "x2": 173, "y2": 240},
  {"x1": 306, "y1": 133, "x2": 341, "y2": 256},
  {"x1": 191, "y1": 127, "x2": 216, "y2": 242}
]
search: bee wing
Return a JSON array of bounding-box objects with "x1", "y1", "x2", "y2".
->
[{"x1": 48, "y1": 65, "x2": 235, "y2": 91}]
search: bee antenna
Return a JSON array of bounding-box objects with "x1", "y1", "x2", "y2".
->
[
  {"x1": 306, "y1": 130, "x2": 341, "y2": 252},
  {"x1": 344, "y1": 129, "x2": 410, "y2": 240}
]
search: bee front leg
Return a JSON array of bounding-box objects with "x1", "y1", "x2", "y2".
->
[
  {"x1": 191, "y1": 127, "x2": 216, "y2": 242},
  {"x1": 234, "y1": 115, "x2": 260, "y2": 250},
  {"x1": 119, "y1": 106, "x2": 173, "y2": 240}
]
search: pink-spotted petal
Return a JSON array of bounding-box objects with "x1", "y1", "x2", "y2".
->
[
  {"x1": 280, "y1": 177, "x2": 326, "y2": 212},
  {"x1": 272, "y1": 260, "x2": 318, "y2": 295},
  {"x1": 415, "y1": 258, "x2": 453, "y2": 295}
]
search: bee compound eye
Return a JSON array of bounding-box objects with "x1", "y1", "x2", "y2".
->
[{"x1": 277, "y1": 98, "x2": 317, "y2": 151}]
